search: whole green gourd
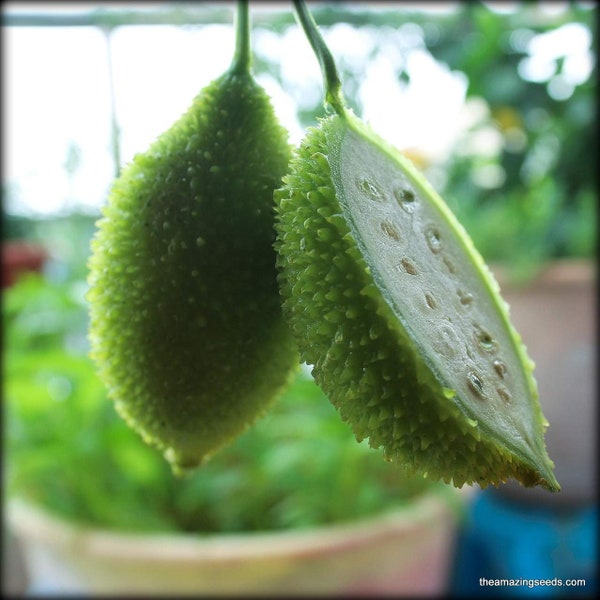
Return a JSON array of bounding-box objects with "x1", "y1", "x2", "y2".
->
[{"x1": 87, "y1": 3, "x2": 297, "y2": 473}]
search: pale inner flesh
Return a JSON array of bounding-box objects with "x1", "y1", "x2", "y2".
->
[{"x1": 335, "y1": 124, "x2": 539, "y2": 460}]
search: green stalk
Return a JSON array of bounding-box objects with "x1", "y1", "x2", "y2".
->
[
  {"x1": 230, "y1": 0, "x2": 251, "y2": 75},
  {"x1": 293, "y1": 0, "x2": 347, "y2": 117}
]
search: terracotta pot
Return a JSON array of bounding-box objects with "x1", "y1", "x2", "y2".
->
[
  {"x1": 2, "y1": 240, "x2": 47, "y2": 288},
  {"x1": 491, "y1": 260, "x2": 596, "y2": 506},
  {"x1": 7, "y1": 488, "x2": 468, "y2": 596}
]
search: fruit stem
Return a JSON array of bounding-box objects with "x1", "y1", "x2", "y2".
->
[
  {"x1": 230, "y1": 0, "x2": 251, "y2": 75},
  {"x1": 293, "y1": 0, "x2": 347, "y2": 117}
]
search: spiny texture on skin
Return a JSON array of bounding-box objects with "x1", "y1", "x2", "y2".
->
[
  {"x1": 88, "y1": 70, "x2": 298, "y2": 473},
  {"x1": 274, "y1": 113, "x2": 559, "y2": 491}
]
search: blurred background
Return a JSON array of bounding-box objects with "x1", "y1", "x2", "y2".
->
[{"x1": 2, "y1": 1, "x2": 597, "y2": 596}]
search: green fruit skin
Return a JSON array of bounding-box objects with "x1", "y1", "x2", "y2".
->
[
  {"x1": 274, "y1": 114, "x2": 558, "y2": 491},
  {"x1": 88, "y1": 70, "x2": 298, "y2": 472}
]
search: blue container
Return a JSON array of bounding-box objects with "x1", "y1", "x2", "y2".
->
[{"x1": 450, "y1": 489, "x2": 597, "y2": 596}]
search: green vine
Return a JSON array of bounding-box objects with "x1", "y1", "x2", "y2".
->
[{"x1": 293, "y1": 0, "x2": 347, "y2": 116}]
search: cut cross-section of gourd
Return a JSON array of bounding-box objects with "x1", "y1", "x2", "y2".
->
[{"x1": 274, "y1": 0, "x2": 559, "y2": 491}]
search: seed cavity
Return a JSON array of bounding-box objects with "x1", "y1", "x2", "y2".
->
[
  {"x1": 497, "y1": 387, "x2": 512, "y2": 404},
  {"x1": 425, "y1": 292, "x2": 437, "y2": 309},
  {"x1": 425, "y1": 227, "x2": 442, "y2": 253},
  {"x1": 443, "y1": 256, "x2": 457, "y2": 274},
  {"x1": 467, "y1": 371, "x2": 486, "y2": 398},
  {"x1": 381, "y1": 220, "x2": 401, "y2": 241},
  {"x1": 400, "y1": 257, "x2": 417, "y2": 275},
  {"x1": 395, "y1": 188, "x2": 416, "y2": 213},
  {"x1": 457, "y1": 289, "x2": 474, "y2": 306},
  {"x1": 474, "y1": 326, "x2": 496, "y2": 353},
  {"x1": 358, "y1": 178, "x2": 384, "y2": 200},
  {"x1": 493, "y1": 359, "x2": 508, "y2": 379},
  {"x1": 433, "y1": 322, "x2": 459, "y2": 359}
]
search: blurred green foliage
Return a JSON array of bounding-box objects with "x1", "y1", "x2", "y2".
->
[
  {"x1": 430, "y1": 2, "x2": 597, "y2": 279},
  {"x1": 4, "y1": 273, "x2": 444, "y2": 533}
]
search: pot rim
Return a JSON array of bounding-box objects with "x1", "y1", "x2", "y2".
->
[{"x1": 7, "y1": 488, "x2": 468, "y2": 563}]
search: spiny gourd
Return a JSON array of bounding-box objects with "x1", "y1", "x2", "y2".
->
[
  {"x1": 87, "y1": 2, "x2": 298, "y2": 474},
  {"x1": 274, "y1": 1, "x2": 559, "y2": 491}
]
